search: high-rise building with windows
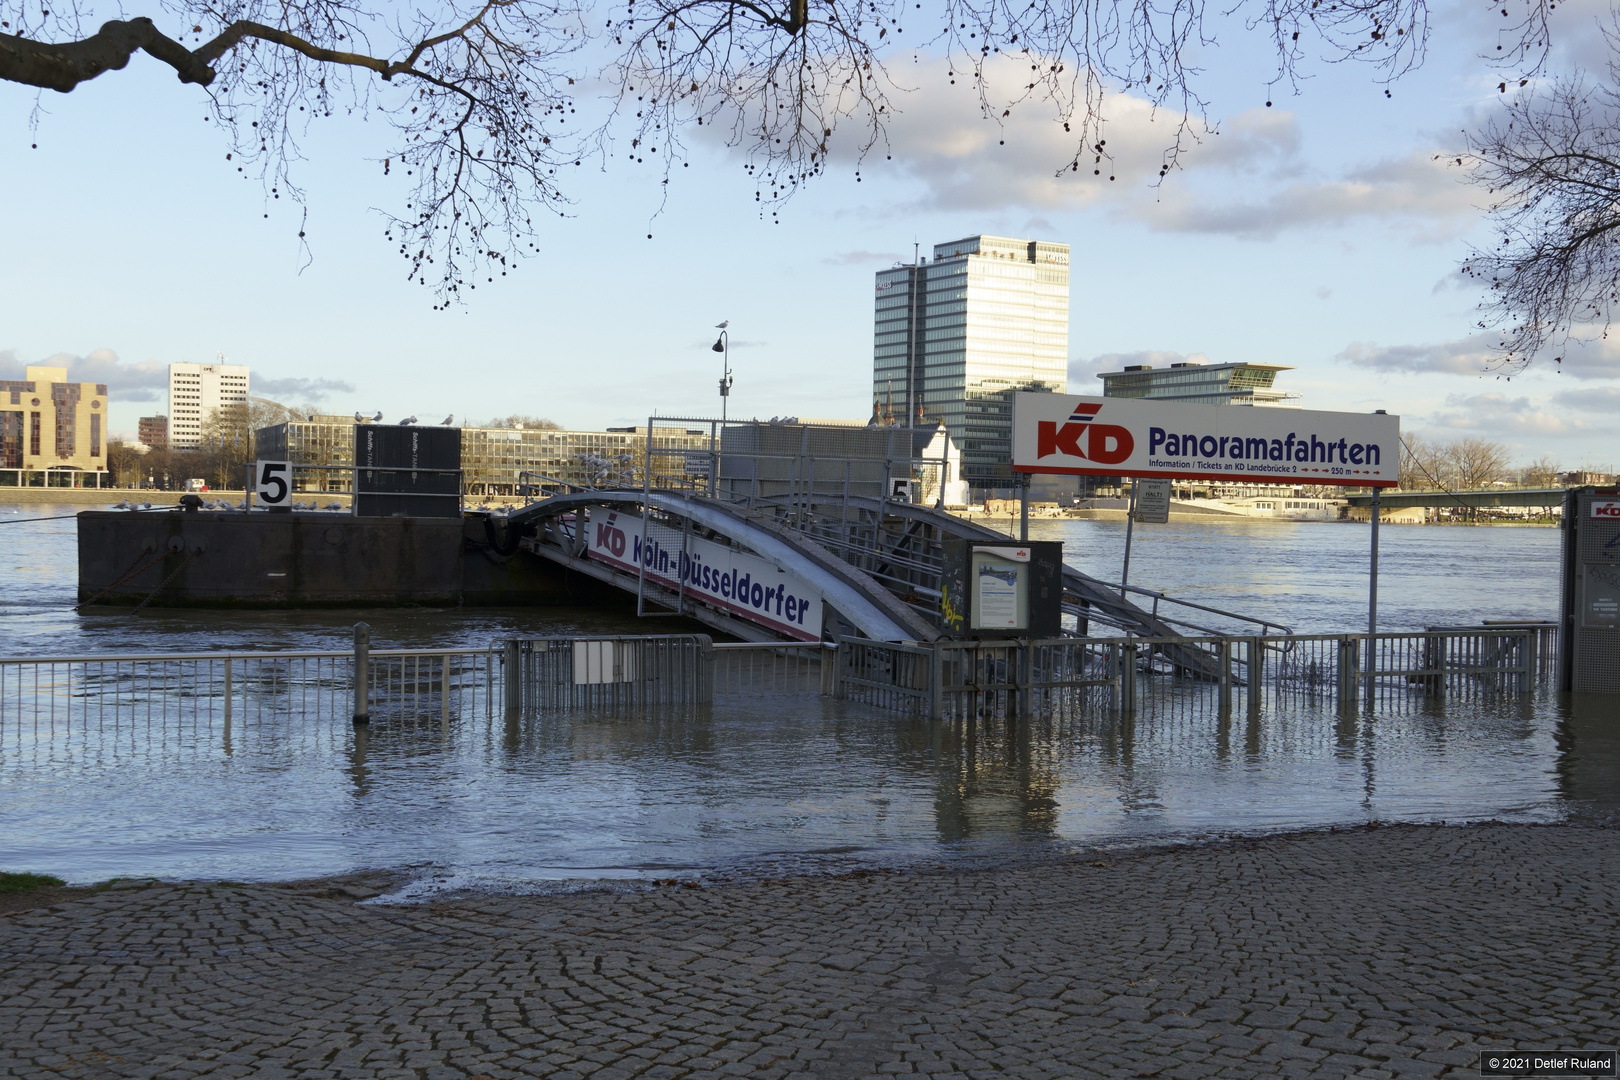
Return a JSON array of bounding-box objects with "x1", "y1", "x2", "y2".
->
[
  {"x1": 0, "y1": 366, "x2": 109, "y2": 478},
  {"x1": 168, "y1": 361, "x2": 250, "y2": 449},
  {"x1": 873, "y1": 235, "x2": 1069, "y2": 488}
]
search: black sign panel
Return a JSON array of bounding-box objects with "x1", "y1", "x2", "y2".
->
[{"x1": 353, "y1": 425, "x2": 462, "y2": 518}]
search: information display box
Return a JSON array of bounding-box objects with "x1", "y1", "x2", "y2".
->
[{"x1": 939, "y1": 539, "x2": 1064, "y2": 639}]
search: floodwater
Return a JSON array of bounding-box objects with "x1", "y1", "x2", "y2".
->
[{"x1": 2, "y1": 500, "x2": 1612, "y2": 893}]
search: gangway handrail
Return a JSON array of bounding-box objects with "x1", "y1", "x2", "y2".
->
[{"x1": 1105, "y1": 583, "x2": 1294, "y2": 637}]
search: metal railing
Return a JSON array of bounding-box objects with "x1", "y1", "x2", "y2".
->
[
  {"x1": 712, "y1": 642, "x2": 835, "y2": 696},
  {"x1": 501, "y1": 634, "x2": 716, "y2": 714},
  {"x1": 834, "y1": 626, "x2": 1555, "y2": 720},
  {"x1": 0, "y1": 645, "x2": 502, "y2": 766}
]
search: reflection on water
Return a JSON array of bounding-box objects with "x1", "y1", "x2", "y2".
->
[
  {"x1": 0, "y1": 501, "x2": 1607, "y2": 888},
  {"x1": 3, "y1": 687, "x2": 1614, "y2": 887}
]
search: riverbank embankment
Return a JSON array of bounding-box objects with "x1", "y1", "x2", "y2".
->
[{"x1": 4, "y1": 822, "x2": 1614, "y2": 1078}]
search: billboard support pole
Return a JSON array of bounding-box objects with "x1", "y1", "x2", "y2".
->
[
  {"x1": 1019, "y1": 474, "x2": 1029, "y2": 542},
  {"x1": 1119, "y1": 480, "x2": 1138, "y2": 599},
  {"x1": 1365, "y1": 485, "x2": 1380, "y2": 696}
]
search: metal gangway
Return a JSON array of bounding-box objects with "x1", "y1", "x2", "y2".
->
[{"x1": 486, "y1": 416, "x2": 1287, "y2": 673}]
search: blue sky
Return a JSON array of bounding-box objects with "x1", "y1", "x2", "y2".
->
[{"x1": 2, "y1": 0, "x2": 1616, "y2": 472}]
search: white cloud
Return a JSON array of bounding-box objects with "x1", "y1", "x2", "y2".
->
[
  {"x1": 1427, "y1": 392, "x2": 1591, "y2": 436},
  {"x1": 1550, "y1": 385, "x2": 1620, "y2": 412},
  {"x1": 1340, "y1": 332, "x2": 1620, "y2": 380},
  {"x1": 0, "y1": 348, "x2": 168, "y2": 402},
  {"x1": 1338, "y1": 335, "x2": 1498, "y2": 376},
  {"x1": 255, "y1": 377, "x2": 356, "y2": 402},
  {"x1": 1141, "y1": 153, "x2": 1480, "y2": 239},
  {"x1": 847, "y1": 58, "x2": 1479, "y2": 237}
]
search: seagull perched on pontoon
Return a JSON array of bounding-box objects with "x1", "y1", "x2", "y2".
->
[
  {"x1": 440, "y1": 414, "x2": 453, "y2": 425},
  {"x1": 400, "y1": 416, "x2": 417, "y2": 426},
  {"x1": 354, "y1": 411, "x2": 365, "y2": 423},
  {"x1": 372, "y1": 411, "x2": 384, "y2": 422},
  {"x1": 114, "y1": 499, "x2": 129, "y2": 509}
]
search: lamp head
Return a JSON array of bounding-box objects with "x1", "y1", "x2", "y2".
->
[{"x1": 711, "y1": 337, "x2": 725, "y2": 353}]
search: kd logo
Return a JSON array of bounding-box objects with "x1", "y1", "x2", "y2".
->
[{"x1": 1037, "y1": 421, "x2": 1134, "y2": 465}]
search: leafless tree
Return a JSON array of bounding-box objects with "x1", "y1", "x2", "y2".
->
[
  {"x1": 1519, "y1": 452, "x2": 1559, "y2": 486},
  {"x1": 484, "y1": 413, "x2": 562, "y2": 428},
  {"x1": 1445, "y1": 436, "x2": 1513, "y2": 491},
  {"x1": 3, "y1": 0, "x2": 1556, "y2": 302},
  {"x1": 1463, "y1": 56, "x2": 1620, "y2": 372}
]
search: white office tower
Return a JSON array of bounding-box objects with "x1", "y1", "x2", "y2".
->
[
  {"x1": 873, "y1": 236, "x2": 1069, "y2": 490},
  {"x1": 167, "y1": 361, "x2": 250, "y2": 449}
]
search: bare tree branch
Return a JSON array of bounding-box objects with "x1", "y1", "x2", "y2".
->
[{"x1": 1462, "y1": 61, "x2": 1620, "y2": 372}]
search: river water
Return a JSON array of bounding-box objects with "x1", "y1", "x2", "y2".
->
[{"x1": 2, "y1": 501, "x2": 1611, "y2": 893}]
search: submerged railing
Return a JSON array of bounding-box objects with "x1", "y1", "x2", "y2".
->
[
  {"x1": 837, "y1": 624, "x2": 1557, "y2": 720},
  {"x1": 0, "y1": 625, "x2": 1558, "y2": 757}
]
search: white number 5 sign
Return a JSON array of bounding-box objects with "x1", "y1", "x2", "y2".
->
[{"x1": 255, "y1": 460, "x2": 293, "y2": 508}]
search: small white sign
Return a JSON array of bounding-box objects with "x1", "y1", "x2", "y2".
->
[
  {"x1": 254, "y1": 460, "x2": 293, "y2": 508},
  {"x1": 1134, "y1": 478, "x2": 1172, "y2": 524}
]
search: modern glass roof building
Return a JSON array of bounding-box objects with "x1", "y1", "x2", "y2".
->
[
  {"x1": 873, "y1": 235, "x2": 1069, "y2": 488},
  {"x1": 1096, "y1": 361, "x2": 1301, "y2": 406}
]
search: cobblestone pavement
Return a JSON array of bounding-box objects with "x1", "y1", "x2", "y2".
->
[{"x1": 4, "y1": 823, "x2": 1618, "y2": 1080}]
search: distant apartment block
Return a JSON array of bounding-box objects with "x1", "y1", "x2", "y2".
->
[
  {"x1": 1097, "y1": 361, "x2": 1300, "y2": 407},
  {"x1": 0, "y1": 365, "x2": 109, "y2": 478},
  {"x1": 168, "y1": 362, "x2": 249, "y2": 449},
  {"x1": 874, "y1": 235, "x2": 1069, "y2": 488},
  {"x1": 138, "y1": 415, "x2": 169, "y2": 450},
  {"x1": 256, "y1": 417, "x2": 711, "y2": 495}
]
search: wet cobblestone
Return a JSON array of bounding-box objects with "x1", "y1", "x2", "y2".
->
[{"x1": 3, "y1": 823, "x2": 1617, "y2": 1079}]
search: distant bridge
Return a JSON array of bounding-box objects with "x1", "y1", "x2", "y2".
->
[{"x1": 1344, "y1": 487, "x2": 1566, "y2": 510}]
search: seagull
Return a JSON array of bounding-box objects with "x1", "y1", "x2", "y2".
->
[
  {"x1": 114, "y1": 500, "x2": 129, "y2": 510},
  {"x1": 400, "y1": 415, "x2": 418, "y2": 426},
  {"x1": 354, "y1": 411, "x2": 365, "y2": 423},
  {"x1": 715, "y1": 320, "x2": 729, "y2": 329},
  {"x1": 372, "y1": 411, "x2": 384, "y2": 422},
  {"x1": 141, "y1": 501, "x2": 152, "y2": 510},
  {"x1": 325, "y1": 502, "x2": 343, "y2": 511},
  {"x1": 440, "y1": 414, "x2": 454, "y2": 425}
]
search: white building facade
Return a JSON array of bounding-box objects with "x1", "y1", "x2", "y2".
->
[{"x1": 168, "y1": 362, "x2": 250, "y2": 449}]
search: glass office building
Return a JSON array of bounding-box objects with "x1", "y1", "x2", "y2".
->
[
  {"x1": 1096, "y1": 361, "x2": 1300, "y2": 406},
  {"x1": 874, "y1": 235, "x2": 1069, "y2": 489}
]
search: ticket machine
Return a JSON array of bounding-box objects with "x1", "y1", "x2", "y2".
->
[{"x1": 1558, "y1": 487, "x2": 1620, "y2": 693}]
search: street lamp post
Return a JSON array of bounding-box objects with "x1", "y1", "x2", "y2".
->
[{"x1": 711, "y1": 323, "x2": 732, "y2": 423}]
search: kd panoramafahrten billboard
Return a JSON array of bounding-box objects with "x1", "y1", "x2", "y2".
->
[{"x1": 1011, "y1": 394, "x2": 1401, "y2": 488}]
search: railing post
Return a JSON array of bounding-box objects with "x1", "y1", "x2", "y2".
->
[
  {"x1": 352, "y1": 622, "x2": 370, "y2": 725},
  {"x1": 504, "y1": 639, "x2": 522, "y2": 721},
  {"x1": 1246, "y1": 636, "x2": 1263, "y2": 720},
  {"x1": 1217, "y1": 639, "x2": 1233, "y2": 720},
  {"x1": 1519, "y1": 631, "x2": 1532, "y2": 697},
  {"x1": 1018, "y1": 640, "x2": 1032, "y2": 720},
  {"x1": 694, "y1": 634, "x2": 715, "y2": 706},
  {"x1": 930, "y1": 641, "x2": 944, "y2": 721},
  {"x1": 1336, "y1": 635, "x2": 1359, "y2": 712},
  {"x1": 1119, "y1": 641, "x2": 1137, "y2": 715},
  {"x1": 441, "y1": 654, "x2": 451, "y2": 720},
  {"x1": 820, "y1": 642, "x2": 838, "y2": 697}
]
